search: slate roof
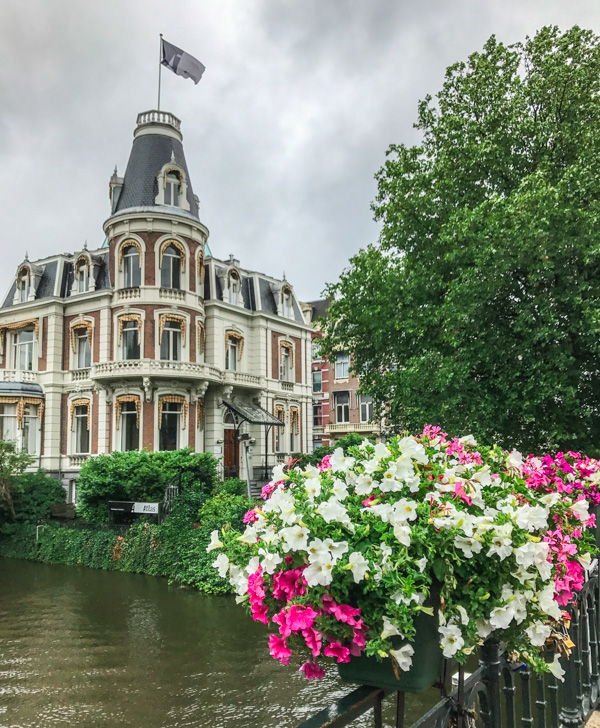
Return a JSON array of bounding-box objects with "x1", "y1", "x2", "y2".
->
[
  {"x1": 308, "y1": 299, "x2": 330, "y2": 320},
  {"x1": 113, "y1": 133, "x2": 199, "y2": 218},
  {"x1": 0, "y1": 382, "x2": 44, "y2": 397}
]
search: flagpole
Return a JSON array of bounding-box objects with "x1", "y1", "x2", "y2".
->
[{"x1": 157, "y1": 33, "x2": 163, "y2": 110}]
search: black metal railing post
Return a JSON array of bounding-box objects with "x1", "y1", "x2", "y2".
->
[{"x1": 479, "y1": 639, "x2": 502, "y2": 728}]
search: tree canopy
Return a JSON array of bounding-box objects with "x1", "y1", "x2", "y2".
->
[{"x1": 320, "y1": 25, "x2": 600, "y2": 455}]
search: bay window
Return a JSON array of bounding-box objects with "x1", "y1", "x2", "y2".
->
[
  {"x1": 160, "y1": 244, "x2": 181, "y2": 289},
  {"x1": 122, "y1": 320, "x2": 140, "y2": 360},
  {"x1": 123, "y1": 245, "x2": 141, "y2": 288},
  {"x1": 160, "y1": 321, "x2": 181, "y2": 361}
]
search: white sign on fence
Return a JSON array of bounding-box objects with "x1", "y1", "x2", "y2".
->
[{"x1": 132, "y1": 502, "x2": 160, "y2": 515}]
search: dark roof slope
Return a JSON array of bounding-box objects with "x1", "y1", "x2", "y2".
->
[{"x1": 114, "y1": 133, "x2": 199, "y2": 217}]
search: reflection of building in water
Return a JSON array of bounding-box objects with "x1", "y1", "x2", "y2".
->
[{"x1": 0, "y1": 110, "x2": 312, "y2": 497}]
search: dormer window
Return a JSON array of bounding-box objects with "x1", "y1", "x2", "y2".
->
[
  {"x1": 229, "y1": 272, "x2": 239, "y2": 304},
  {"x1": 76, "y1": 263, "x2": 89, "y2": 293},
  {"x1": 281, "y1": 287, "x2": 294, "y2": 318},
  {"x1": 165, "y1": 173, "x2": 180, "y2": 207},
  {"x1": 18, "y1": 272, "x2": 30, "y2": 303},
  {"x1": 123, "y1": 245, "x2": 141, "y2": 288}
]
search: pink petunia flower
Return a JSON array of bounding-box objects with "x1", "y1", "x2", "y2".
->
[
  {"x1": 268, "y1": 634, "x2": 292, "y2": 665},
  {"x1": 299, "y1": 661, "x2": 326, "y2": 680}
]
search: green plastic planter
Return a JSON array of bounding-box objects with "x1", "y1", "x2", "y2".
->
[
  {"x1": 337, "y1": 610, "x2": 443, "y2": 694},
  {"x1": 593, "y1": 505, "x2": 600, "y2": 550}
]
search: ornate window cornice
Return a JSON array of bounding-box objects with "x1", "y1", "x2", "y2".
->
[
  {"x1": 158, "y1": 313, "x2": 186, "y2": 345},
  {"x1": 70, "y1": 398, "x2": 91, "y2": 430},
  {"x1": 159, "y1": 239, "x2": 186, "y2": 272},
  {"x1": 115, "y1": 394, "x2": 141, "y2": 429},
  {"x1": 158, "y1": 394, "x2": 188, "y2": 429}
]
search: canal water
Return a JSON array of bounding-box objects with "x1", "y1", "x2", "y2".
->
[{"x1": 0, "y1": 558, "x2": 439, "y2": 727}]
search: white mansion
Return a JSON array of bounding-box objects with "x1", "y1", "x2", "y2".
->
[{"x1": 0, "y1": 110, "x2": 313, "y2": 499}]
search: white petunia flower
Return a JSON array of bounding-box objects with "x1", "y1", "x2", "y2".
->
[
  {"x1": 389, "y1": 643, "x2": 414, "y2": 671},
  {"x1": 505, "y1": 450, "x2": 524, "y2": 473},
  {"x1": 304, "y1": 559, "x2": 334, "y2": 587},
  {"x1": 317, "y1": 497, "x2": 352, "y2": 527},
  {"x1": 346, "y1": 551, "x2": 369, "y2": 583},
  {"x1": 476, "y1": 620, "x2": 494, "y2": 639},
  {"x1": 456, "y1": 606, "x2": 470, "y2": 625},
  {"x1": 547, "y1": 654, "x2": 565, "y2": 682},
  {"x1": 323, "y1": 538, "x2": 349, "y2": 561},
  {"x1": 391, "y1": 498, "x2": 419, "y2": 522},
  {"x1": 525, "y1": 621, "x2": 552, "y2": 647},
  {"x1": 578, "y1": 552, "x2": 593, "y2": 571},
  {"x1": 304, "y1": 477, "x2": 322, "y2": 501},
  {"x1": 439, "y1": 624, "x2": 464, "y2": 657},
  {"x1": 329, "y1": 448, "x2": 355, "y2": 473},
  {"x1": 571, "y1": 498, "x2": 590, "y2": 522},
  {"x1": 381, "y1": 615, "x2": 402, "y2": 640},
  {"x1": 539, "y1": 492, "x2": 561, "y2": 508},
  {"x1": 487, "y1": 534, "x2": 513, "y2": 561},
  {"x1": 355, "y1": 473, "x2": 375, "y2": 495},
  {"x1": 515, "y1": 505, "x2": 549, "y2": 532},
  {"x1": 302, "y1": 464, "x2": 320, "y2": 479},
  {"x1": 459, "y1": 435, "x2": 477, "y2": 446},
  {"x1": 363, "y1": 458, "x2": 381, "y2": 475},
  {"x1": 258, "y1": 548, "x2": 283, "y2": 575},
  {"x1": 374, "y1": 442, "x2": 391, "y2": 460},
  {"x1": 213, "y1": 553, "x2": 230, "y2": 578},
  {"x1": 279, "y1": 525, "x2": 310, "y2": 552},
  {"x1": 272, "y1": 463, "x2": 286, "y2": 482},
  {"x1": 207, "y1": 529, "x2": 224, "y2": 552},
  {"x1": 416, "y1": 556, "x2": 428, "y2": 572},
  {"x1": 245, "y1": 556, "x2": 260, "y2": 575},
  {"x1": 398, "y1": 436, "x2": 428, "y2": 464},
  {"x1": 393, "y1": 523, "x2": 412, "y2": 547},
  {"x1": 454, "y1": 535, "x2": 482, "y2": 558},
  {"x1": 332, "y1": 479, "x2": 349, "y2": 501},
  {"x1": 307, "y1": 538, "x2": 333, "y2": 565},
  {"x1": 238, "y1": 525, "x2": 259, "y2": 544},
  {"x1": 537, "y1": 584, "x2": 563, "y2": 621},
  {"x1": 514, "y1": 541, "x2": 550, "y2": 578}
]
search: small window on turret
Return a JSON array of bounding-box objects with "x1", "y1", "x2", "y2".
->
[
  {"x1": 165, "y1": 173, "x2": 180, "y2": 207},
  {"x1": 18, "y1": 273, "x2": 30, "y2": 303}
]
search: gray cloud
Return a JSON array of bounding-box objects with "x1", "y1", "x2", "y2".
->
[{"x1": 0, "y1": 0, "x2": 599, "y2": 300}]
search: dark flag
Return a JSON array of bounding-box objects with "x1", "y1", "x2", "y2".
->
[{"x1": 161, "y1": 39, "x2": 205, "y2": 85}]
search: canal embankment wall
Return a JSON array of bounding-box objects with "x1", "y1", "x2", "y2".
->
[{"x1": 0, "y1": 490, "x2": 251, "y2": 594}]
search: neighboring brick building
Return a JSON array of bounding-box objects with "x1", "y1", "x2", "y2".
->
[
  {"x1": 307, "y1": 300, "x2": 380, "y2": 450},
  {"x1": 0, "y1": 110, "x2": 312, "y2": 498}
]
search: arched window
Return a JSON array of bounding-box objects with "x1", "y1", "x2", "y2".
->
[
  {"x1": 122, "y1": 244, "x2": 141, "y2": 288},
  {"x1": 161, "y1": 244, "x2": 181, "y2": 289}
]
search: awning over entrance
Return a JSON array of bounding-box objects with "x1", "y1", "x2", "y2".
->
[{"x1": 222, "y1": 400, "x2": 284, "y2": 427}]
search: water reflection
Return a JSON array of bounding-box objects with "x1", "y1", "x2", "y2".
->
[{"x1": 0, "y1": 559, "x2": 438, "y2": 727}]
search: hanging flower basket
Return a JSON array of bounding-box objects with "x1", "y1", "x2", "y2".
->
[{"x1": 209, "y1": 427, "x2": 597, "y2": 684}]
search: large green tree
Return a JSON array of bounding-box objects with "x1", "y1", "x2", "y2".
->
[{"x1": 320, "y1": 25, "x2": 600, "y2": 454}]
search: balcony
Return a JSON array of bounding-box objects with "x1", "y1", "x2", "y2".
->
[
  {"x1": 118, "y1": 288, "x2": 141, "y2": 301},
  {"x1": 159, "y1": 288, "x2": 186, "y2": 302},
  {"x1": 71, "y1": 369, "x2": 91, "y2": 382},
  {"x1": 280, "y1": 381, "x2": 294, "y2": 391},
  {"x1": 2, "y1": 369, "x2": 38, "y2": 383},
  {"x1": 223, "y1": 370, "x2": 262, "y2": 388},
  {"x1": 68, "y1": 455, "x2": 89, "y2": 468},
  {"x1": 325, "y1": 422, "x2": 381, "y2": 435}
]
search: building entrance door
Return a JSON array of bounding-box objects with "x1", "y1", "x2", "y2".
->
[{"x1": 223, "y1": 428, "x2": 238, "y2": 479}]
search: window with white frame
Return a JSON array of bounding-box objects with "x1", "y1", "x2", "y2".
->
[
  {"x1": 13, "y1": 329, "x2": 34, "y2": 371},
  {"x1": 0, "y1": 403, "x2": 17, "y2": 441},
  {"x1": 335, "y1": 352, "x2": 349, "y2": 379},
  {"x1": 159, "y1": 402, "x2": 180, "y2": 451},
  {"x1": 334, "y1": 392, "x2": 350, "y2": 424},
  {"x1": 74, "y1": 405, "x2": 90, "y2": 454},
  {"x1": 164, "y1": 173, "x2": 181, "y2": 207},
  {"x1": 21, "y1": 403, "x2": 39, "y2": 454},
  {"x1": 123, "y1": 245, "x2": 141, "y2": 288},
  {"x1": 160, "y1": 245, "x2": 181, "y2": 289},
  {"x1": 225, "y1": 338, "x2": 238, "y2": 371},
  {"x1": 311, "y1": 341, "x2": 322, "y2": 362},
  {"x1": 120, "y1": 402, "x2": 139, "y2": 451},
  {"x1": 18, "y1": 273, "x2": 30, "y2": 303},
  {"x1": 280, "y1": 348, "x2": 292, "y2": 382},
  {"x1": 160, "y1": 320, "x2": 181, "y2": 361},
  {"x1": 76, "y1": 331, "x2": 91, "y2": 369},
  {"x1": 76, "y1": 263, "x2": 89, "y2": 293},
  {"x1": 360, "y1": 395, "x2": 374, "y2": 423},
  {"x1": 312, "y1": 369, "x2": 322, "y2": 393},
  {"x1": 122, "y1": 320, "x2": 140, "y2": 360}
]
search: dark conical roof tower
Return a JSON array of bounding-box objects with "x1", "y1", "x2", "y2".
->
[{"x1": 109, "y1": 110, "x2": 199, "y2": 220}]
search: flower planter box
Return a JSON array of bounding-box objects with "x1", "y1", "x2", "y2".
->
[
  {"x1": 593, "y1": 504, "x2": 600, "y2": 550},
  {"x1": 337, "y1": 610, "x2": 443, "y2": 693}
]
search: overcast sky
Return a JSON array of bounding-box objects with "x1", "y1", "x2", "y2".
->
[{"x1": 1, "y1": 1, "x2": 599, "y2": 302}]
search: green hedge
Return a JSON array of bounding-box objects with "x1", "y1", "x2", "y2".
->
[
  {"x1": 0, "y1": 490, "x2": 253, "y2": 594},
  {"x1": 1, "y1": 470, "x2": 66, "y2": 526},
  {"x1": 76, "y1": 449, "x2": 219, "y2": 523},
  {"x1": 292, "y1": 433, "x2": 375, "y2": 469}
]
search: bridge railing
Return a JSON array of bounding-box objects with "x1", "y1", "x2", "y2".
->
[{"x1": 297, "y1": 568, "x2": 599, "y2": 728}]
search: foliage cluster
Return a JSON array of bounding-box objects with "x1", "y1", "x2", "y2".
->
[
  {"x1": 0, "y1": 484, "x2": 253, "y2": 595},
  {"x1": 319, "y1": 25, "x2": 600, "y2": 455},
  {"x1": 8, "y1": 471, "x2": 66, "y2": 524},
  {"x1": 0, "y1": 440, "x2": 35, "y2": 518},
  {"x1": 76, "y1": 448, "x2": 219, "y2": 523}
]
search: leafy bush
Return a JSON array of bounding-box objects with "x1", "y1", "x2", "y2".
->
[
  {"x1": 8, "y1": 471, "x2": 66, "y2": 524},
  {"x1": 76, "y1": 449, "x2": 219, "y2": 523},
  {"x1": 215, "y1": 477, "x2": 247, "y2": 496}
]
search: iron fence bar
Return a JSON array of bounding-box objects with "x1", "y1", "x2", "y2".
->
[
  {"x1": 502, "y1": 667, "x2": 516, "y2": 728},
  {"x1": 519, "y1": 666, "x2": 533, "y2": 728},
  {"x1": 534, "y1": 673, "x2": 547, "y2": 728},
  {"x1": 546, "y1": 675, "x2": 559, "y2": 728}
]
